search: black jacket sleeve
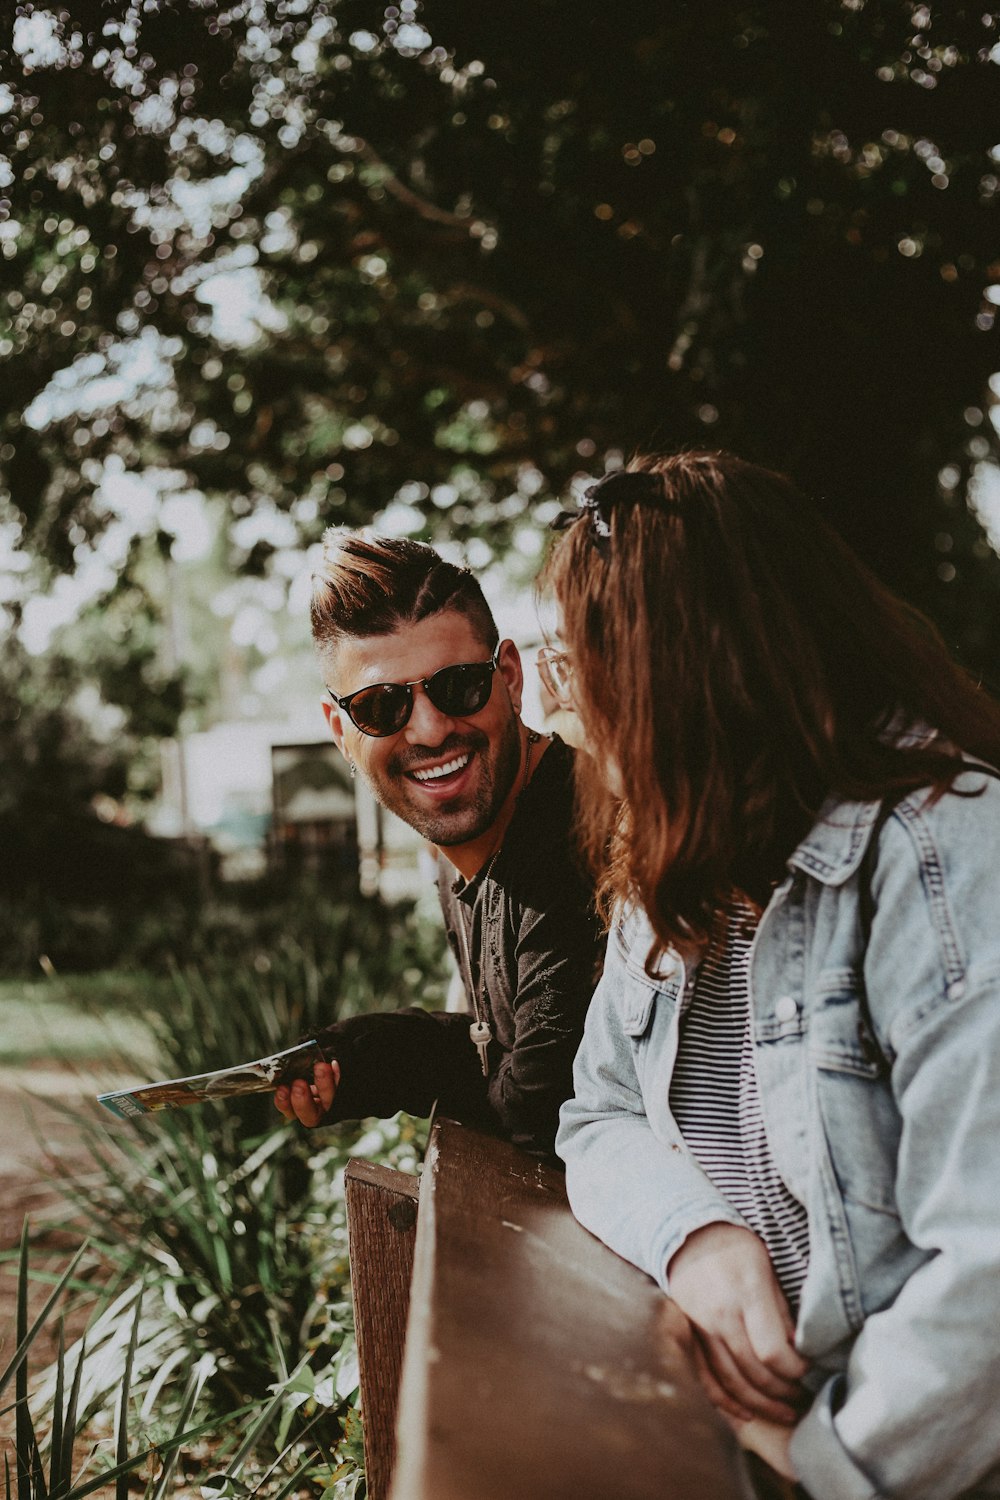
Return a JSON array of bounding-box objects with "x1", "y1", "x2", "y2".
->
[{"x1": 310, "y1": 1009, "x2": 494, "y2": 1126}]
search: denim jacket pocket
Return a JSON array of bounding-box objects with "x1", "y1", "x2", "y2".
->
[
  {"x1": 621, "y1": 949, "x2": 681, "y2": 1038},
  {"x1": 619, "y1": 979, "x2": 678, "y2": 1105},
  {"x1": 620, "y1": 985, "x2": 657, "y2": 1039},
  {"x1": 809, "y1": 977, "x2": 902, "y2": 1217}
]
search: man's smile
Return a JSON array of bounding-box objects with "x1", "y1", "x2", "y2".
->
[
  {"x1": 402, "y1": 750, "x2": 478, "y2": 801},
  {"x1": 388, "y1": 732, "x2": 488, "y2": 805},
  {"x1": 409, "y1": 753, "x2": 472, "y2": 783}
]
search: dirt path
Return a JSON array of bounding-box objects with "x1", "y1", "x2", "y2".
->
[
  {"x1": 0, "y1": 1066, "x2": 111, "y2": 1466},
  {"x1": 0, "y1": 1065, "x2": 111, "y2": 1341}
]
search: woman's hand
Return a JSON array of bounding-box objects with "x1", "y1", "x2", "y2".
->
[
  {"x1": 733, "y1": 1418, "x2": 798, "y2": 1482},
  {"x1": 668, "y1": 1222, "x2": 809, "y2": 1425},
  {"x1": 274, "y1": 1060, "x2": 340, "y2": 1127}
]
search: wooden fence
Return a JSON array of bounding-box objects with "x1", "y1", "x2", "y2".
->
[{"x1": 346, "y1": 1116, "x2": 756, "y2": 1500}]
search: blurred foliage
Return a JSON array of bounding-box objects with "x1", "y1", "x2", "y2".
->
[
  {"x1": 0, "y1": 628, "x2": 134, "y2": 820},
  {"x1": 0, "y1": 839, "x2": 447, "y2": 975},
  {"x1": 0, "y1": 620, "x2": 186, "y2": 940},
  {"x1": 0, "y1": 538, "x2": 186, "y2": 818},
  {"x1": 1, "y1": 0, "x2": 999, "y2": 674}
]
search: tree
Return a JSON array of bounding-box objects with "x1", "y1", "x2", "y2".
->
[{"x1": 2, "y1": 0, "x2": 999, "y2": 674}]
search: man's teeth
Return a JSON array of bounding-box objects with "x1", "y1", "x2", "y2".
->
[{"x1": 411, "y1": 754, "x2": 471, "y2": 782}]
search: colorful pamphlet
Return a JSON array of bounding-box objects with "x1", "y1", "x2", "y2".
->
[{"x1": 97, "y1": 1038, "x2": 327, "y2": 1120}]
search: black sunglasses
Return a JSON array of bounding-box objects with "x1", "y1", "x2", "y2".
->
[{"x1": 328, "y1": 642, "x2": 502, "y2": 737}]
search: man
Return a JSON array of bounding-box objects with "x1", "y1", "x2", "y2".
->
[{"x1": 274, "y1": 530, "x2": 602, "y2": 1155}]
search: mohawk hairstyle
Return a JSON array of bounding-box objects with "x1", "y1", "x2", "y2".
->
[{"x1": 310, "y1": 530, "x2": 498, "y2": 661}]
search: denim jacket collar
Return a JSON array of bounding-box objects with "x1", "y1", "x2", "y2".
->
[
  {"x1": 614, "y1": 796, "x2": 885, "y2": 951},
  {"x1": 787, "y1": 718, "x2": 945, "y2": 886},
  {"x1": 785, "y1": 795, "x2": 882, "y2": 887}
]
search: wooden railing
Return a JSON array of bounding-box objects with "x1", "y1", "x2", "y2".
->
[{"x1": 346, "y1": 1117, "x2": 754, "y2": 1500}]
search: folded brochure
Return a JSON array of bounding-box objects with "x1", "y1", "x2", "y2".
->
[{"x1": 97, "y1": 1038, "x2": 328, "y2": 1120}]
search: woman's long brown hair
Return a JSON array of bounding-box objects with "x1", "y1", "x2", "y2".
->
[{"x1": 542, "y1": 450, "x2": 1000, "y2": 966}]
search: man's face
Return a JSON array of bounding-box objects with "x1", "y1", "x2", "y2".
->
[{"x1": 322, "y1": 610, "x2": 524, "y2": 850}]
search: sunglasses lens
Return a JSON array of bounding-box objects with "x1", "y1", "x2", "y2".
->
[
  {"x1": 348, "y1": 683, "x2": 411, "y2": 736},
  {"x1": 426, "y1": 662, "x2": 494, "y2": 718}
]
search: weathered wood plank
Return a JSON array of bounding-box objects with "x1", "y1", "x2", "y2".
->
[
  {"x1": 390, "y1": 1117, "x2": 754, "y2": 1500},
  {"x1": 345, "y1": 1157, "x2": 420, "y2": 1500}
]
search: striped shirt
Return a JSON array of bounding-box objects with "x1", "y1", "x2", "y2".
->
[{"x1": 668, "y1": 899, "x2": 811, "y2": 1311}]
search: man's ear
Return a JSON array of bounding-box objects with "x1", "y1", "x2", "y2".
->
[
  {"x1": 321, "y1": 698, "x2": 350, "y2": 759},
  {"x1": 497, "y1": 638, "x2": 523, "y2": 716}
]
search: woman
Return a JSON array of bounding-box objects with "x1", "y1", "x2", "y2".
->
[{"x1": 545, "y1": 450, "x2": 1000, "y2": 1500}]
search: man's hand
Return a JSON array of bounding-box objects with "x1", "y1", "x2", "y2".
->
[
  {"x1": 274, "y1": 1060, "x2": 340, "y2": 1127},
  {"x1": 668, "y1": 1222, "x2": 809, "y2": 1426}
]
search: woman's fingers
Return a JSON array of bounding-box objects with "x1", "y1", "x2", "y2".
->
[
  {"x1": 743, "y1": 1293, "x2": 809, "y2": 1384},
  {"x1": 702, "y1": 1334, "x2": 801, "y2": 1426},
  {"x1": 693, "y1": 1292, "x2": 803, "y2": 1406},
  {"x1": 689, "y1": 1334, "x2": 754, "y2": 1424},
  {"x1": 289, "y1": 1078, "x2": 322, "y2": 1125}
]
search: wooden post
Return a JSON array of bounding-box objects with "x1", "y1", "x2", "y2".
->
[{"x1": 344, "y1": 1158, "x2": 420, "y2": 1500}]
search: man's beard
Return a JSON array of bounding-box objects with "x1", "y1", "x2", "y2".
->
[{"x1": 369, "y1": 712, "x2": 522, "y2": 848}]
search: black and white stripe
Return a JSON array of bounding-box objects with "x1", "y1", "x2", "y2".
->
[{"x1": 669, "y1": 899, "x2": 811, "y2": 1311}]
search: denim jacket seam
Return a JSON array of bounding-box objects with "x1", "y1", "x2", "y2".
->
[
  {"x1": 622, "y1": 961, "x2": 673, "y2": 994},
  {"x1": 891, "y1": 803, "x2": 966, "y2": 988}
]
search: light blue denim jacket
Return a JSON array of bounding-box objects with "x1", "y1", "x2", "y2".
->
[{"x1": 557, "y1": 769, "x2": 1000, "y2": 1500}]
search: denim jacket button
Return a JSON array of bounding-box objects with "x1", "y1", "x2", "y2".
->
[{"x1": 775, "y1": 995, "x2": 799, "y2": 1023}]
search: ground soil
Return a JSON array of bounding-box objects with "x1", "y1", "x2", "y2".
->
[
  {"x1": 0, "y1": 1064, "x2": 106, "y2": 1463},
  {"x1": 0, "y1": 1063, "x2": 92, "y2": 1235}
]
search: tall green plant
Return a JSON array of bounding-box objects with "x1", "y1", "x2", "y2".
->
[
  {"x1": 1, "y1": 1223, "x2": 308, "y2": 1500},
  {"x1": 28, "y1": 910, "x2": 438, "y2": 1490}
]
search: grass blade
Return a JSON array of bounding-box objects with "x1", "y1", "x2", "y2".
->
[
  {"x1": 149, "y1": 1356, "x2": 212, "y2": 1500},
  {"x1": 47, "y1": 1322, "x2": 65, "y2": 1498},
  {"x1": 59, "y1": 1334, "x2": 86, "y2": 1495},
  {"x1": 115, "y1": 1290, "x2": 143, "y2": 1500},
  {"x1": 64, "y1": 1403, "x2": 260, "y2": 1500},
  {"x1": 265, "y1": 1445, "x2": 325, "y2": 1500},
  {"x1": 249, "y1": 1407, "x2": 327, "y2": 1496},
  {"x1": 224, "y1": 1356, "x2": 311, "y2": 1479},
  {"x1": 30, "y1": 1436, "x2": 47, "y2": 1500},
  {"x1": 14, "y1": 1223, "x2": 31, "y2": 1500},
  {"x1": 0, "y1": 1229, "x2": 89, "y2": 1401},
  {"x1": 15, "y1": 1403, "x2": 37, "y2": 1500}
]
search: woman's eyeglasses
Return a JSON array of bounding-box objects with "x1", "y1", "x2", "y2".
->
[
  {"x1": 328, "y1": 643, "x2": 501, "y2": 737},
  {"x1": 536, "y1": 645, "x2": 573, "y2": 707}
]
